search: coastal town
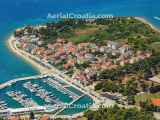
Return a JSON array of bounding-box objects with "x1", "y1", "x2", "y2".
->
[
  {"x1": 1, "y1": 17, "x2": 160, "y2": 120},
  {"x1": 13, "y1": 21, "x2": 151, "y2": 86}
]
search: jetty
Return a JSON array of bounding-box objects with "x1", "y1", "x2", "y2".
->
[
  {"x1": 54, "y1": 94, "x2": 86, "y2": 116},
  {"x1": 44, "y1": 77, "x2": 79, "y2": 99},
  {"x1": 23, "y1": 82, "x2": 63, "y2": 105},
  {"x1": 0, "y1": 37, "x2": 106, "y2": 118},
  {"x1": 0, "y1": 74, "x2": 48, "y2": 89},
  {"x1": 7, "y1": 91, "x2": 38, "y2": 107}
]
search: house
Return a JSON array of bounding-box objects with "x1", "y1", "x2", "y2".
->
[
  {"x1": 152, "y1": 98, "x2": 160, "y2": 106},
  {"x1": 101, "y1": 61, "x2": 113, "y2": 70},
  {"x1": 119, "y1": 44, "x2": 132, "y2": 54},
  {"x1": 9, "y1": 116, "x2": 19, "y2": 120},
  {"x1": 84, "y1": 53, "x2": 95, "y2": 61},
  {"x1": 37, "y1": 41, "x2": 43, "y2": 46},
  {"x1": 57, "y1": 47, "x2": 66, "y2": 56},
  {"x1": 73, "y1": 70, "x2": 89, "y2": 85},
  {"x1": 31, "y1": 48, "x2": 38, "y2": 55},
  {"x1": 67, "y1": 45, "x2": 77, "y2": 54},
  {"x1": 57, "y1": 38, "x2": 65, "y2": 43},
  {"x1": 25, "y1": 44, "x2": 37, "y2": 53},
  {"x1": 77, "y1": 74, "x2": 89, "y2": 86},
  {"x1": 64, "y1": 59, "x2": 76, "y2": 69},
  {"x1": 137, "y1": 51, "x2": 151, "y2": 60},
  {"x1": 107, "y1": 41, "x2": 120, "y2": 50},
  {"x1": 40, "y1": 115, "x2": 50, "y2": 120},
  {"x1": 47, "y1": 44, "x2": 54, "y2": 50}
]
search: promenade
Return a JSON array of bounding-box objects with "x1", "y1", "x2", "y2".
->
[
  {"x1": 10, "y1": 37, "x2": 102, "y2": 106},
  {"x1": 0, "y1": 36, "x2": 116, "y2": 118}
]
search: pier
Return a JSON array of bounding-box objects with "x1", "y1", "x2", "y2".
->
[
  {"x1": 0, "y1": 74, "x2": 48, "y2": 89},
  {"x1": 12, "y1": 39, "x2": 100, "y2": 105},
  {"x1": 54, "y1": 94, "x2": 86, "y2": 116},
  {"x1": 44, "y1": 78, "x2": 79, "y2": 99},
  {"x1": 0, "y1": 39, "x2": 98, "y2": 118},
  {"x1": 7, "y1": 91, "x2": 38, "y2": 108},
  {"x1": 23, "y1": 82, "x2": 63, "y2": 105},
  {"x1": 0, "y1": 106, "x2": 46, "y2": 117}
]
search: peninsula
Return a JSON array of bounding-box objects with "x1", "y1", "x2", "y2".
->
[{"x1": 2, "y1": 17, "x2": 160, "y2": 120}]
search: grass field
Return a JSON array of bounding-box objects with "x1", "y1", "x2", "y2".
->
[
  {"x1": 69, "y1": 34, "x2": 92, "y2": 44},
  {"x1": 68, "y1": 24, "x2": 108, "y2": 44}
]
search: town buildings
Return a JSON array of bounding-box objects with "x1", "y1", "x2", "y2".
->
[{"x1": 15, "y1": 27, "x2": 151, "y2": 85}]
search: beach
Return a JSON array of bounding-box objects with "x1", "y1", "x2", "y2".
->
[
  {"x1": 0, "y1": 0, "x2": 159, "y2": 86},
  {"x1": 6, "y1": 33, "x2": 107, "y2": 108},
  {"x1": 135, "y1": 17, "x2": 160, "y2": 33},
  {"x1": 4, "y1": 35, "x2": 98, "y2": 118},
  {"x1": 4, "y1": 17, "x2": 160, "y2": 118},
  {"x1": 7, "y1": 36, "x2": 49, "y2": 74},
  {"x1": 6, "y1": 17, "x2": 160, "y2": 112},
  {"x1": 7, "y1": 17, "x2": 160, "y2": 76}
]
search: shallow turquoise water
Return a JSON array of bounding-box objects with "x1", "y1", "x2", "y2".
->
[
  {"x1": 0, "y1": 0, "x2": 160, "y2": 83},
  {"x1": 66, "y1": 87, "x2": 83, "y2": 96},
  {"x1": 59, "y1": 95, "x2": 93, "y2": 115},
  {"x1": 0, "y1": 78, "x2": 93, "y2": 115},
  {"x1": 0, "y1": 0, "x2": 160, "y2": 115}
]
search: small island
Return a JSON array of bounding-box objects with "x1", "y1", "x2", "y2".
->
[{"x1": 5, "y1": 17, "x2": 160, "y2": 119}]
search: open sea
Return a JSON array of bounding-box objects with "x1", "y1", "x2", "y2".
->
[
  {"x1": 0, "y1": 0, "x2": 160, "y2": 115},
  {"x1": 0, "y1": 0, "x2": 160, "y2": 83}
]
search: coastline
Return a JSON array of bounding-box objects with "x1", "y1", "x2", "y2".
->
[
  {"x1": 6, "y1": 17, "x2": 160, "y2": 76},
  {"x1": 135, "y1": 17, "x2": 160, "y2": 33},
  {"x1": 4, "y1": 35, "x2": 100, "y2": 118},
  {"x1": 7, "y1": 35, "x2": 49, "y2": 74},
  {"x1": 6, "y1": 34, "x2": 105, "y2": 108},
  {"x1": 5, "y1": 17, "x2": 159, "y2": 116},
  {"x1": 6, "y1": 34, "x2": 99, "y2": 99}
]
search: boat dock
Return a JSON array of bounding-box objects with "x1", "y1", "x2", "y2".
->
[
  {"x1": 0, "y1": 74, "x2": 48, "y2": 89},
  {"x1": 23, "y1": 82, "x2": 63, "y2": 105},
  {"x1": 54, "y1": 94, "x2": 86, "y2": 116},
  {"x1": 7, "y1": 91, "x2": 38, "y2": 108},
  {"x1": 44, "y1": 77, "x2": 79, "y2": 99},
  {"x1": 0, "y1": 99, "x2": 7, "y2": 110}
]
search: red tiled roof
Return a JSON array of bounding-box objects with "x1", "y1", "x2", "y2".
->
[
  {"x1": 68, "y1": 59, "x2": 76, "y2": 65},
  {"x1": 64, "y1": 63, "x2": 70, "y2": 69},
  {"x1": 9, "y1": 116, "x2": 19, "y2": 120},
  {"x1": 40, "y1": 115, "x2": 49, "y2": 120},
  {"x1": 68, "y1": 46, "x2": 76, "y2": 53},
  {"x1": 58, "y1": 47, "x2": 65, "y2": 54},
  {"x1": 152, "y1": 99, "x2": 160, "y2": 106}
]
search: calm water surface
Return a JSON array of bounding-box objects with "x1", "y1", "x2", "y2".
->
[{"x1": 0, "y1": 0, "x2": 160, "y2": 114}]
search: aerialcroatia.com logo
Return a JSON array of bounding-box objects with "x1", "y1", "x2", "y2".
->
[{"x1": 47, "y1": 12, "x2": 114, "y2": 19}]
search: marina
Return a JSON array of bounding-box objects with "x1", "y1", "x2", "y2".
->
[
  {"x1": 7, "y1": 91, "x2": 38, "y2": 108},
  {"x1": 43, "y1": 77, "x2": 79, "y2": 99},
  {"x1": 23, "y1": 81, "x2": 63, "y2": 105},
  {"x1": 0, "y1": 74, "x2": 48, "y2": 89},
  {"x1": 0, "y1": 0, "x2": 159, "y2": 119},
  {"x1": 0, "y1": 100, "x2": 7, "y2": 110},
  {"x1": 0, "y1": 75, "x2": 93, "y2": 115}
]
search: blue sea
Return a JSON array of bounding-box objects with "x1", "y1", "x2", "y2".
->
[
  {"x1": 0, "y1": 0, "x2": 160, "y2": 115},
  {"x1": 0, "y1": 0, "x2": 160, "y2": 83}
]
